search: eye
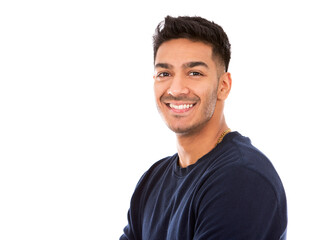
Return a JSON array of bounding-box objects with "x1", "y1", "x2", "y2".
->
[
  {"x1": 157, "y1": 72, "x2": 170, "y2": 77},
  {"x1": 189, "y1": 71, "x2": 203, "y2": 76}
]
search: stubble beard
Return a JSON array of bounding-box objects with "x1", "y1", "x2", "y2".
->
[{"x1": 157, "y1": 90, "x2": 218, "y2": 136}]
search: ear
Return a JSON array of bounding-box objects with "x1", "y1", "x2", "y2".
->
[{"x1": 217, "y1": 72, "x2": 232, "y2": 101}]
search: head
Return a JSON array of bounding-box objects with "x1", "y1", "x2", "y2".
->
[
  {"x1": 153, "y1": 16, "x2": 232, "y2": 136},
  {"x1": 153, "y1": 16, "x2": 231, "y2": 73}
]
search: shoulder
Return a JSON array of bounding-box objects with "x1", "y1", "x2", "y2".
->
[
  {"x1": 145, "y1": 154, "x2": 176, "y2": 176},
  {"x1": 195, "y1": 161, "x2": 287, "y2": 239},
  {"x1": 198, "y1": 132, "x2": 287, "y2": 212},
  {"x1": 134, "y1": 154, "x2": 176, "y2": 189},
  {"x1": 226, "y1": 132, "x2": 285, "y2": 201},
  {"x1": 194, "y1": 134, "x2": 287, "y2": 238},
  {"x1": 199, "y1": 132, "x2": 287, "y2": 221}
]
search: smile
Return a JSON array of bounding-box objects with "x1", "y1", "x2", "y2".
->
[
  {"x1": 169, "y1": 103, "x2": 194, "y2": 110},
  {"x1": 165, "y1": 102, "x2": 197, "y2": 114}
]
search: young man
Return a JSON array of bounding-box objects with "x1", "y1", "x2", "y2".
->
[{"x1": 120, "y1": 16, "x2": 287, "y2": 240}]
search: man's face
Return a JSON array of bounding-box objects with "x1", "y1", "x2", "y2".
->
[{"x1": 154, "y1": 38, "x2": 221, "y2": 135}]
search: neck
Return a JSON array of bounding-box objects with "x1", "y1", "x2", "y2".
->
[{"x1": 176, "y1": 110, "x2": 229, "y2": 168}]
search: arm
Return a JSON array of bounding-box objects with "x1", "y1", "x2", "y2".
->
[
  {"x1": 120, "y1": 170, "x2": 150, "y2": 240},
  {"x1": 120, "y1": 210, "x2": 135, "y2": 240}
]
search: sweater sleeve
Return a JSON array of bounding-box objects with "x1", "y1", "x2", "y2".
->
[
  {"x1": 119, "y1": 169, "x2": 152, "y2": 240},
  {"x1": 120, "y1": 209, "x2": 135, "y2": 240},
  {"x1": 193, "y1": 165, "x2": 287, "y2": 240},
  {"x1": 120, "y1": 186, "x2": 143, "y2": 240}
]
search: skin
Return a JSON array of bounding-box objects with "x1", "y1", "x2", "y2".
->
[{"x1": 154, "y1": 38, "x2": 232, "y2": 168}]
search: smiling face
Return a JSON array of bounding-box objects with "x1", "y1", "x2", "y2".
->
[{"x1": 154, "y1": 38, "x2": 223, "y2": 135}]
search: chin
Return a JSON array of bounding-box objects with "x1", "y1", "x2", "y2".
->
[
  {"x1": 167, "y1": 123, "x2": 200, "y2": 135},
  {"x1": 164, "y1": 121, "x2": 187, "y2": 133},
  {"x1": 169, "y1": 127, "x2": 191, "y2": 135},
  {"x1": 166, "y1": 117, "x2": 212, "y2": 136}
]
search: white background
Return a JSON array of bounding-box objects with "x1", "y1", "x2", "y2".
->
[{"x1": 1, "y1": 0, "x2": 314, "y2": 239}]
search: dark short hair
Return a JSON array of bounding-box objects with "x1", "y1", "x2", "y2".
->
[{"x1": 153, "y1": 16, "x2": 231, "y2": 72}]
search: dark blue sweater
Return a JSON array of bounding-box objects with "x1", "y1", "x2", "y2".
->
[{"x1": 120, "y1": 132, "x2": 287, "y2": 240}]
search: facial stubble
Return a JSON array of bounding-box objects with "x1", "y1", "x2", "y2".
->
[{"x1": 157, "y1": 87, "x2": 218, "y2": 136}]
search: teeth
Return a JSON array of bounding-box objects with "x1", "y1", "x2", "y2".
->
[{"x1": 169, "y1": 104, "x2": 193, "y2": 110}]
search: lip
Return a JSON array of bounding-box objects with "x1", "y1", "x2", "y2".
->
[{"x1": 164, "y1": 101, "x2": 197, "y2": 114}]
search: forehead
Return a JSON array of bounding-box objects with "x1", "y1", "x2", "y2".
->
[{"x1": 155, "y1": 38, "x2": 215, "y2": 67}]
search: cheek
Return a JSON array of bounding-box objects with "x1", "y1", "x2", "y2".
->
[
  {"x1": 196, "y1": 86, "x2": 218, "y2": 106},
  {"x1": 154, "y1": 82, "x2": 167, "y2": 102},
  {"x1": 191, "y1": 82, "x2": 212, "y2": 97},
  {"x1": 203, "y1": 87, "x2": 218, "y2": 103},
  {"x1": 153, "y1": 85, "x2": 160, "y2": 102}
]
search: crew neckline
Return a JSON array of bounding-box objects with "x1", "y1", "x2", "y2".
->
[{"x1": 172, "y1": 131, "x2": 239, "y2": 178}]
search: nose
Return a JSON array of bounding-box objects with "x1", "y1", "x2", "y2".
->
[{"x1": 167, "y1": 75, "x2": 189, "y2": 97}]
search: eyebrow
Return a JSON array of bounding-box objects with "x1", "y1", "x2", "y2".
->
[
  {"x1": 154, "y1": 61, "x2": 209, "y2": 69},
  {"x1": 154, "y1": 63, "x2": 174, "y2": 69},
  {"x1": 183, "y1": 61, "x2": 209, "y2": 69}
]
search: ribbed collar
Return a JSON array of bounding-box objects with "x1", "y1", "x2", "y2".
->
[{"x1": 172, "y1": 131, "x2": 239, "y2": 178}]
